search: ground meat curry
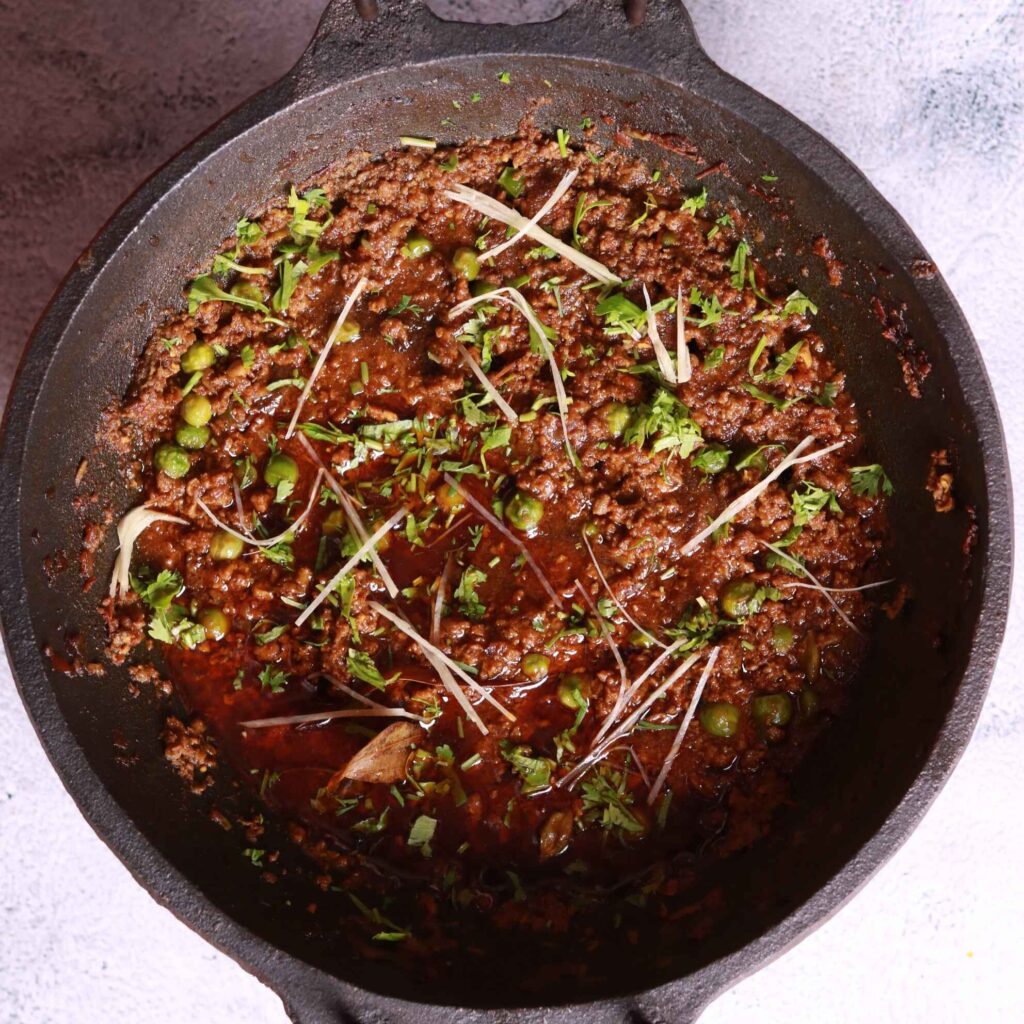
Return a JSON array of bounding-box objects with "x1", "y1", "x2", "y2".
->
[{"x1": 101, "y1": 128, "x2": 891, "y2": 926}]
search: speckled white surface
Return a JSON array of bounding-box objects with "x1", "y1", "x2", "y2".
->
[{"x1": 2, "y1": 2, "x2": 1021, "y2": 1021}]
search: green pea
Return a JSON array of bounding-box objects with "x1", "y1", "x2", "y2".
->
[
  {"x1": 772, "y1": 623, "x2": 794, "y2": 654},
  {"x1": 402, "y1": 231, "x2": 433, "y2": 259},
  {"x1": 505, "y1": 490, "x2": 544, "y2": 533},
  {"x1": 175, "y1": 423, "x2": 210, "y2": 450},
  {"x1": 197, "y1": 608, "x2": 229, "y2": 640},
  {"x1": 700, "y1": 701, "x2": 740, "y2": 738},
  {"x1": 180, "y1": 342, "x2": 215, "y2": 373},
  {"x1": 264, "y1": 452, "x2": 298, "y2": 489},
  {"x1": 322, "y1": 509, "x2": 348, "y2": 534},
  {"x1": 521, "y1": 653, "x2": 550, "y2": 682},
  {"x1": 799, "y1": 689, "x2": 820, "y2": 716},
  {"x1": 230, "y1": 280, "x2": 264, "y2": 304},
  {"x1": 628, "y1": 629, "x2": 657, "y2": 649},
  {"x1": 153, "y1": 444, "x2": 190, "y2": 479},
  {"x1": 469, "y1": 279, "x2": 499, "y2": 297},
  {"x1": 452, "y1": 247, "x2": 480, "y2": 281},
  {"x1": 752, "y1": 693, "x2": 793, "y2": 729},
  {"x1": 557, "y1": 673, "x2": 590, "y2": 709},
  {"x1": 335, "y1": 320, "x2": 360, "y2": 343},
  {"x1": 505, "y1": 273, "x2": 530, "y2": 290},
  {"x1": 603, "y1": 401, "x2": 631, "y2": 438},
  {"x1": 720, "y1": 579, "x2": 758, "y2": 619},
  {"x1": 181, "y1": 394, "x2": 212, "y2": 427},
  {"x1": 209, "y1": 529, "x2": 245, "y2": 561}
]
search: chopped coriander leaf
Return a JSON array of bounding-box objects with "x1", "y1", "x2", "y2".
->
[
  {"x1": 236, "y1": 217, "x2": 263, "y2": 246},
  {"x1": 496, "y1": 165, "x2": 525, "y2": 198},
  {"x1": 761, "y1": 341, "x2": 804, "y2": 383},
  {"x1": 812, "y1": 381, "x2": 840, "y2": 407},
  {"x1": 387, "y1": 294, "x2": 424, "y2": 317},
  {"x1": 254, "y1": 623, "x2": 289, "y2": 645},
  {"x1": 729, "y1": 240, "x2": 750, "y2": 289},
  {"x1": 131, "y1": 570, "x2": 206, "y2": 649},
  {"x1": 850, "y1": 464, "x2": 894, "y2": 498},
  {"x1": 580, "y1": 768, "x2": 643, "y2": 834},
  {"x1": 595, "y1": 291, "x2": 673, "y2": 338},
  {"x1": 257, "y1": 665, "x2": 289, "y2": 693},
  {"x1": 439, "y1": 153, "x2": 458, "y2": 172},
  {"x1": 265, "y1": 376, "x2": 305, "y2": 392},
  {"x1": 572, "y1": 193, "x2": 611, "y2": 248},
  {"x1": 298, "y1": 421, "x2": 354, "y2": 445},
  {"x1": 791, "y1": 481, "x2": 841, "y2": 526},
  {"x1": 692, "y1": 445, "x2": 731, "y2": 474},
  {"x1": 497, "y1": 70, "x2": 511, "y2": 84},
  {"x1": 781, "y1": 290, "x2": 817, "y2": 317},
  {"x1": 272, "y1": 257, "x2": 307, "y2": 313},
  {"x1": 453, "y1": 566, "x2": 487, "y2": 620},
  {"x1": 734, "y1": 443, "x2": 785, "y2": 473},
  {"x1": 188, "y1": 275, "x2": 269, "y2": 316},
  {"x1": 499, "y1": 741, "x2": 553, "y2": 794},
  {"x1": 624, "y1": 388, "x2": 703, "y2": 460},
  {"x1": 703, "y1": 345, "x2": 725, "y2": 370},
  {"x1": 747, "y1": 334, "x2": 770, "y2": 377},
  {"x1": 527, "y1": 244, "x2": 557, "y2": 260},
  {"x1": 629, "y1": 192, "x2": 657, "y2": 231},
  {"x1": 407, "y1": 814, "x2": 437, "y2": 856},
  {"x1": 347, "y1": 648, "x2": 398, "y2": 691},
  {"x1": 180, "y1": 370, "x2": 202, "y2": 397},
  {"x1": 687, "y1": 286, "x2": 724, "y2": 328},
  {"x1": 743, "y1": 383, "x2": 805, "y2": 410},
  {"x1": 680, "y1": 186, "x2": 708, "y2": 215},
  {"x1": 260, "y1": 538, "x2": 294, "y2": 568},
  {"x1": 707, "y1": 212, "x2": 733, "y2": 241},
  {"x1": 666, "y1": 597, "x2": 726, "y2": 652},
  {"x1": 479, "y1": 424, "x2": 511, "y2": 468}
]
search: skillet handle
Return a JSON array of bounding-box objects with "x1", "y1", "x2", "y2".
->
[
  {"x1": 352, "y1": 0, "x2": 645, "y2": 27},
  {"x1": 290, "y1": 0, "x2": 704, "y2": 99},
  {"x1": 279, "y1": 987, "x2": 712, "y2": 1024}
]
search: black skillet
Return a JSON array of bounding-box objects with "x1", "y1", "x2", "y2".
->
[{"x1": 0, "y1": 0, "x2": 1012, "y2": 1020}]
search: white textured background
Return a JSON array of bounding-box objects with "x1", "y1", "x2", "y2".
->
[{"x1": 2, "y1": 2, "x2": 1022, "y2": 1021}]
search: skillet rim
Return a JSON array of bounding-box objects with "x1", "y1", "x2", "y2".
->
[{"x1": 0, "y1": 1, "x2": 1012, "y2": 1019}]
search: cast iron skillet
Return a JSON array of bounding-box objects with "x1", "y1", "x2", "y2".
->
[{"x1": 0, "y1": 0, "x2": 1012, "y2": 1020}]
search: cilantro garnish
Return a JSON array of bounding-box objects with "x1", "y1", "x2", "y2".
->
[
  {"x1": 624, "y1": 388, "x2": 703, "y2": 460},
  {"x1": 850, "y1": 464, "x2": 894, "y2": 498},
  {"x1": 257, "y1": 665, "x2": 289, "y2": 693},
  {"x1": 453, "y1": 566, "x2": 487, "y2": 620},
  {"x1": 346, "y1": 648, "x2": 398, "y2": 691},
  {"x1": 791, "y1": 481, "x2": 841, "y2": 526}
]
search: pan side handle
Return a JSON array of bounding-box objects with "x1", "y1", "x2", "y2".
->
[
  {"x1": 289, "y1": 0, "x2": 705, "y2": 100},
  {"x1": 279, "y1": 990, "x2": 713, "y2": 1024}
]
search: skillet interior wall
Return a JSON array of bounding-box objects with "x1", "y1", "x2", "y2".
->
[{"x1": 15, "y1": 52, "x2": 987, "y2": 1005}]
